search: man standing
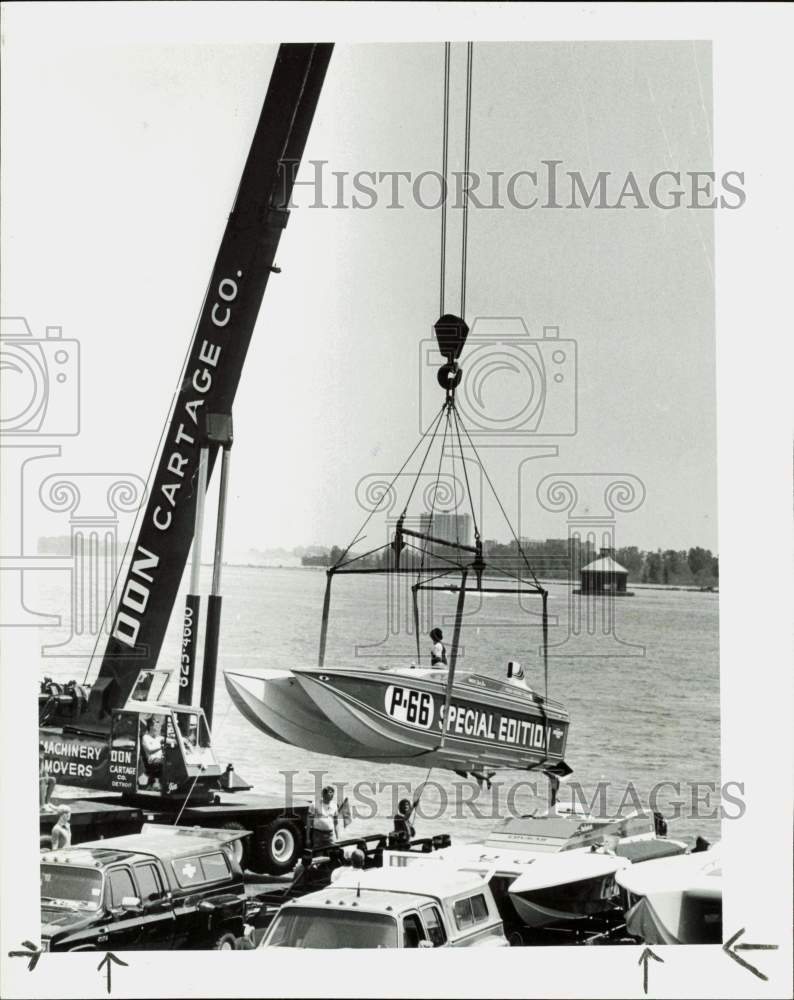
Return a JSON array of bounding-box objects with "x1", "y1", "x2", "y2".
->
[
  {"x1": 308, "y1": 785, "x2": 339, "y2": 850},
  {"x1": 39, "y1": 746, "x2": 57, "y2": 813},
  {"x1": 141, "y1": 716, "x2": 164, "y2": 790},
  {"x1": 51, "y1": 806, "x2": 71, "y2": 849}
]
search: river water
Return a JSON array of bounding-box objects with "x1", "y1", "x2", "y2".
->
[{"x1": 37, "y1": 567, "x2": 721, "y2": 846}]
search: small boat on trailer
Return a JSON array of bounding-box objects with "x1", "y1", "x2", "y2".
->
[
  {"x1": 508, "y1": 851, "x2": 632, "y2": 929},
  {"x1": 615, "y1": 844, "x2": 722, "y2": 944},
  {"x1": 383, "y1": 806, "x2": 688, "y2": 933}
]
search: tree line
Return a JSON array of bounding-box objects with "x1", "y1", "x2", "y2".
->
[{"x1": 302, "y1": 539, "x2": 719, "y2": 588}]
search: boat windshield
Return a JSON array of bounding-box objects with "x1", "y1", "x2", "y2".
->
[
  {"x1": 263, "y1": 907, "x2": 398, "y2": 949},
  {"x1": 40, "y1": 866, "x2": 103, "y2": 910}
]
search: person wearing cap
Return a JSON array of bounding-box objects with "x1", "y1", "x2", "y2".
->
[
  {"x1": 429, "y1": 628, "x2": 447, "y2": 667},
  {"x1": 51, "y1": 806, "x2": 72, "y2": 849}
]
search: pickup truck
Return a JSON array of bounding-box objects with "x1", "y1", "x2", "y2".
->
[
  {"x1": 40, "y1": 824, "x2": 248, "y2": 951},
  {"x1": 258, "y1": 865, "x2": 509, "y2": 949}
]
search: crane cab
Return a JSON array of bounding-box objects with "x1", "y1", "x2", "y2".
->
[
  {"x1": 111, "y1": 703, "x2": 221, "y2": 797},
  {"x1": 40, "y1": 668, "x2": 222, "y2": 801},
  {"x1": 110, "y1": 668, "x2": 222, "y2": 797}
]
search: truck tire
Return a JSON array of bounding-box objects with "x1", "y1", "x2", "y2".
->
[
  {"x1": 212, "y1": 932, "x2": 237, "y2": 951},
  {"x1": 253, "y1": 818, "x2": 302, "y2": 876},
  {"x1": 221, "y1": 821, "x2": 251, "y2": 870}
]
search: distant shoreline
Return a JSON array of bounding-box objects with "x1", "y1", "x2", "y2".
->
[{"x1": 216, "y1": 563, "x2": 718, "y2": 593}]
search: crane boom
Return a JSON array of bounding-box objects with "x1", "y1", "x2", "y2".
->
[{"x1": 83, "y1": 43, "x2": 333, "y2": 729}]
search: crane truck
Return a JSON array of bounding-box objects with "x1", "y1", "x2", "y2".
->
[{"x1": 38, "y1": 42, "x2": 333, "y2": 875}]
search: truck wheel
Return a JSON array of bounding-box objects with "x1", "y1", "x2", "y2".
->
[
  {"x1": 212, "y1": 932, "x2": 237, "y2": 951},
  {"x1": 221, "y1": 821, "x2": 251, "y2": 870},
  {"x1": 254, "y1": 818, "x2": 302, "y2": 875}
]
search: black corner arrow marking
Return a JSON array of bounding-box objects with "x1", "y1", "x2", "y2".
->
[
  {"x1": 97, "y1": 952, "x2": 129, "y2": 995},
  {"x1": 7, "y1": 940, "x2": 42, "y2": 972},
  {"x1": 638, "y1": 945, "x2": 664, "y2": 994},
  {"x1": 723, "y1": 927, "x2": 779, "y2": 982}
]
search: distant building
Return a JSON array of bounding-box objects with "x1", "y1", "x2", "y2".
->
[
  {"x1": 418, "y1": 513, "x2": 471, "y2": 558},
  {"x1": 577, "y1": 547, "x2": 633, "y2": 595}
]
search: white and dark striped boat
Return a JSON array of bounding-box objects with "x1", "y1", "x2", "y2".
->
[{"x1": 225, "y1": 663, "x2": 569, "y2": 776}]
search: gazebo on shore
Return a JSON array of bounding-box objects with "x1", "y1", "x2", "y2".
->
[{"x1": 575, "y1": 548, "x2": 634, "y2": 596}]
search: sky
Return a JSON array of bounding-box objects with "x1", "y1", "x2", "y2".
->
[{"x1": 2, "y1": 39, "x2": 718, "y2": 557}]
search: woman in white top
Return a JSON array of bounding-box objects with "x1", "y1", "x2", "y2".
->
[{"x1": 429, "y1": 628, "x2": 447, "y2": 667}]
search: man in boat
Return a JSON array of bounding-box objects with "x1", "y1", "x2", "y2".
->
[{"x1": 429, "y1": 628, "x2": 447, "y2": 667}]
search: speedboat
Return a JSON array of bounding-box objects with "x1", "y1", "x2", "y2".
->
[
  {"x1": 383, "y1": 807, "x2": 688, "y2": 932},
  {"x1": 615, "y1": 844, "x2": 722, "y2": 944},
  {"x1": 508, "y1": 851, "x2": 632, "y2": 928},
  {"x1": 225, "y1": 664, "x2": 569, "y2": 776},
  {"x1": 226, "y1": 315, "x2": 574, "y2": 780}
]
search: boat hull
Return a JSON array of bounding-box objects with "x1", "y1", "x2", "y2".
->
[
  {"x1": 224, "y1": 670, "x2": 372, "y2": 759},
  {"x1": 508, "y1": 854, "x2": 629, "y2": 927},
  {"x1": 617, "y1": 847, "x2": 722, "y2": 944},
  {"x1": 294, "y1": 667, "x2": 569, "y2": 773},
  {"x1": 225, "y1": 664, "x2": 569, "y2": 775}
]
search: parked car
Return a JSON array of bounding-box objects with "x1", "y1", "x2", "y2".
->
[
  {"x1": 40, "y1": 823, "x2": 248, "y2": 951},
  {"x1": 257, "y1": 865, "x2": 509, "y2": 949}
]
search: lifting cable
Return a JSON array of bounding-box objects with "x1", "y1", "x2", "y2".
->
[
  {"x1": 450, "y1": 405, "x2": 480, "y2": 542},
  {"x1": 455, "y1": 412, "x2": 543, "y2": 593},
  {"x1": 439, "y1": 42, "x2": 451, "y2": 317},
  {"x1": 334, "y1": 401, "x2": 447, "y2": 567},
  {"x1": 419, "y1": 405, "x2": 453, "y2": 575},
  {"x1": 460, "y1": 41, "x2": 474, "y2": 321},
  {"x1": 334, "y1": 41, "x2": 551, "y2": 717},
  {"x1": 439, "y1": 42, "x2": 475, "y2": 323}
]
